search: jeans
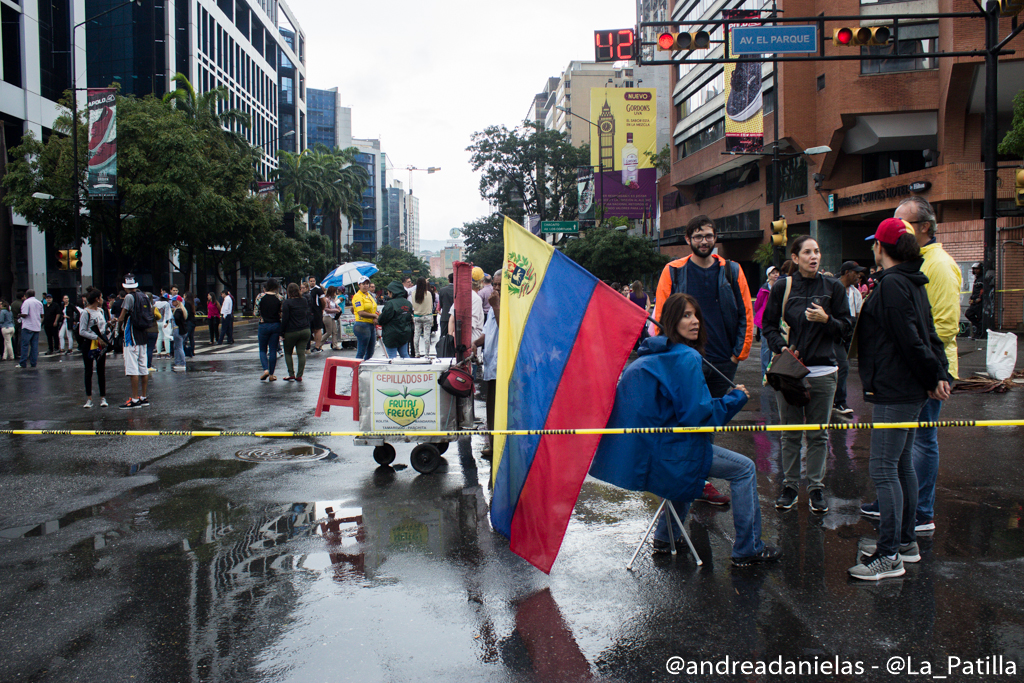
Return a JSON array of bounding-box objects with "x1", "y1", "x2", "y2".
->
[
  {"x1": 283, "y1": 328, "x2": 310, "y2": 378},
  {"x1": 258, "y1": 322, "x2": 281, "y2": 375},
  {"x1": 157, "y1": 322, "x2": 173, "y2": 355},
  {"x1": 58, "y1": 321, "x2": 74, "y2": 351},
  {"x1": 185, "y1": 323, "x2": 195, "y2": 357},
  {"x1": 912, "y1": 398, "x2": 943, "y2": 523},
  {"x1": 384, "y1": 344, "x2": 410, "y2": 359},
  {"x1": 2, "y1": 327, "x2": 14, "y2": 360},
  {"x1": 172, "y1": 327, "x2": 185, "y2": 367},
  {"x1": 218, "y1": 314, "x2": 234, "y2": 343},
  {"x1": 870, "y1": 402, "x2": 924, "y2": 556},
  {"x1": 354, "y1": 322, "x2": 376, "y2": 360},
  {"x1": 83, "y1": 350, "x2": 107, "y2": 397},
  {"x1": 147, "y1": 332, "x2": 157, "y2": 369},
  {"x1": 834, "y1": 342, "x2": 849, "y2": 406},
  {"x1": 413, "y1": 317, "x2": 432, "y2": 357},
  {"x1": 208, "y1": 318, "x2": 220, "y2": 343},
  {"x1": 759, "y1": 335, "x2": 772, "y2": 381},
  {"x1": 19, "y1": 329, "x2": 39, "y2": 366},
  {"x1": 654, "y1": 445, "x2": 766, "y2": 558},
  {"x1": 778, "y1": 371, "x2": 837, "y2": 491}
]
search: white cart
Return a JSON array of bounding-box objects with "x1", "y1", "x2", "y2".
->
[{"x1": 355, "y1": 358, "x2": 474, "y2": 473}]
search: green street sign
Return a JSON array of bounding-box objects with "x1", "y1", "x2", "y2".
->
[{"x1": 540, "y1": 221, "x2": 579, "y2": 234}]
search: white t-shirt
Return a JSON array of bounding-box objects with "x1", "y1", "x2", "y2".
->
[{"x1": 221, "y1": 294, "x2": 233, "y2": 316}]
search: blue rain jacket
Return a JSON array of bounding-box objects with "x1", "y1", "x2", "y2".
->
[{"x1": 589, "y1": 337, "x2": 747, "y2": 502}]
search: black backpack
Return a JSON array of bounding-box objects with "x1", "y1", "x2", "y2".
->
[{"x1": 129, "y1": 292, "x2": 155, "y2": 334}]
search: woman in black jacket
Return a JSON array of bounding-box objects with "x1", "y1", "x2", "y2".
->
[
  {"x1": 762, "y1": 235, "x2": 854, "y2": 515},
  {"x1": 849, "y1": 218, "x2": 950, "y2": 581},
  {"x1": 280, "y1": 282, "x2": 312, "y2": 381}
]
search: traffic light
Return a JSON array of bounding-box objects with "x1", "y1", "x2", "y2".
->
[
  {"x1": 832, "y1": 26, "x2": 890, "y2": 46},
  {"x1": 57, "y1": 249, "x2": 81, "y2": 270},
  {"x1": 771, "y1": 218, "x2": 788, "y2": 248},
  {"x1": 1015, "y1": 168, "x2": 1024, "y2": 208},
  {"x1": 999, "y1": 0, "x2": 1023, "y2": 17},
  {"x1": 657, "y1": 30, "x2": 711, "y2": 51}
]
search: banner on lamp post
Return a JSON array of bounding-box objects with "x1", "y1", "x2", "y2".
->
[
  {"x1": 86, "y1": 88, "x2": 117, "y2": 198},
  {"x1": 723, "y1": 10, "x2": 764, "y2": 153},
  {"x1": 577, "y1": 166, "x2": 596, "y2": 228}
]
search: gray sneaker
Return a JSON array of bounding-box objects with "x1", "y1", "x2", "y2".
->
[
  {"x1": 849, "y1": 553, "x2": 905, "y2": 581},
  {"x1": 858, "y1": 539, "x2": 920, "y2": 563}
]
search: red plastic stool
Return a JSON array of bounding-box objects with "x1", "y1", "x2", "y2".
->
[{"x1": 315, "y1": 357, "x2": 361, "y2": 419}]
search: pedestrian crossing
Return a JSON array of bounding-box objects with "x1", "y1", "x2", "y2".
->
[{"x1": 192, "y1": 343, "x2": 260, "y2": 355}]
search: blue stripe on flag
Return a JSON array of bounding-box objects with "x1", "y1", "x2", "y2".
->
[{"x1": 490, "y1": 251, "x2": 597, "y2": 536}]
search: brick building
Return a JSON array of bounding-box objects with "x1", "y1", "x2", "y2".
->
[{"x1": 657, "y1": 0, "x2": 1024, "y2": 329}]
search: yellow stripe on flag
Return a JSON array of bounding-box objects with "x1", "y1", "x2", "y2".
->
[{"x1": 492, "y1": 217, "x2": 554, "y2": 483}]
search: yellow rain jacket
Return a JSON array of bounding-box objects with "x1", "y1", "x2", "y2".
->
[{"x1": 919, "y1": 242, "x2": 962, "y2": 379}]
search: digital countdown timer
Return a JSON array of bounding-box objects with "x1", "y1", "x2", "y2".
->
[{"x1": 594, "y1": 29, "x2": 635, "y2": 62}]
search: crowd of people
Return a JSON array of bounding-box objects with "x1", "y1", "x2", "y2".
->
[
  {"x1": 2, "y1": 196, "x2": 968, "y2": 581},
  {"x1": 621, "y1": 196, "x2": 960, "y2": 581}
]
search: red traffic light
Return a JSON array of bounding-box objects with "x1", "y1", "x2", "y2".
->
[
  {"x1": 834, "y1": 27, "x2": 853, "y2": 45},
  {"x1": 658, "y1": 32, "x2": 676, "y2": 50}
]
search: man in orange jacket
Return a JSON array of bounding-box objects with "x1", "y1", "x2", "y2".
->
[
  {"x1": 653, "y1": 216, "x2": 753, "y2": 507},
  {"x1": 654, "y1": 215, "x2": 754, "y2": 394}
]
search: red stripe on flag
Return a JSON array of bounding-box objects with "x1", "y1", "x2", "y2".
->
[{"x1": 509, "y1": 284, "x2": 646, "y2": 573}]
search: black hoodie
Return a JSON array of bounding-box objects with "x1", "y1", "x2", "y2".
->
[{"x1": 856, "y1": 259, "x2": 950, "y2": 405}]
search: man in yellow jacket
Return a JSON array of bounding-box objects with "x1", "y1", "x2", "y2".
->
[{"x1": 863, "y1": 196, "x2": 960, "y2": 533}]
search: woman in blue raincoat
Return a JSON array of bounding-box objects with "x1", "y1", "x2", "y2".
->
[{"x1": 590, "y1": 293, "x2": 781, "y2": 567}]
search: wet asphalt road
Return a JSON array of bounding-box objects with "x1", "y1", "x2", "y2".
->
[{"x1": 1, "y1": 327, "x2": 1023, "y2": 683}]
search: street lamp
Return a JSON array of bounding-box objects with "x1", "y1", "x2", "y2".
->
[
  {"x1": 68, "y1": 0, "x2": 144, "y2": 297},
  {"x1": 555, "y1": 105, "x2": 605, "y2": 221}
]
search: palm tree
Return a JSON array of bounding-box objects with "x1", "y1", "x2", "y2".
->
[{"x1": 163, "y1": 72, "x2": 251, "y2": 151}]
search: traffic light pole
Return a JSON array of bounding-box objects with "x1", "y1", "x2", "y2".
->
[
  {"x1": 771, "y1": 1, "x2": 781, "y2": 268},
  {"x1": 983, "y1": 2, "x2": 999, "y2": 334}
]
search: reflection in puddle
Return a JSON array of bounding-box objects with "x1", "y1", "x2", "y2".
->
[{"x1": 0, "y1": 481, "x2": 160, "y2": 539}]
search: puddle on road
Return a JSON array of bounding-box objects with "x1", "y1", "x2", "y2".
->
[
  {"x1": 0, "y1": 481, "x2": 160, "y2": 540},
  {"x1": 235, "y1": 444, "x2": 333, "y2": 463}
]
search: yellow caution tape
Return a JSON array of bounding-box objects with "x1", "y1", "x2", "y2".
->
[{"x1": 1, "y1": 420, "x2": 1022, "y2": 438}]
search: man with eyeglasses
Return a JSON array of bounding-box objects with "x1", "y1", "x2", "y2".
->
[
  {"x1": 861, "y1": 196, "x2": 960, "y2": 535},
  {"x1": 654, "y1": 215, "x2": 754, "y2": 506}
]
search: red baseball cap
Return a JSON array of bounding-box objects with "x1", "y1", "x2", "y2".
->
[{"x1": 866, "y1": 217, "x2": 915, "y2": 245}]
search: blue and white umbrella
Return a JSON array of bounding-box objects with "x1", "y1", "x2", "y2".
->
[{"x1": 321, "y1": 261, "x2": 378, "y2": 288}]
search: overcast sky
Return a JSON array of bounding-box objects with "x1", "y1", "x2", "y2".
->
[{"x1": 289, "y1": 0, "x2": 638, "y2": 244}]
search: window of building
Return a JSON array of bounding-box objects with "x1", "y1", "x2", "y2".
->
[
  {"x1": 1, "y1": 4, "x2": 22, "y2": 88},
  {"x1": 816, "y1": 74, "x2": 825, "y2": 91},
  {"x1": 250, "y1": 10, "x2": 264, "y2": 55},
  {"x1": 679, "y1": 118, "x2": 725, "y2": 159},
  {"x1": 692, "y1": 161, "x2": 759, "y2": 201},
  {"x1": 861, "y1": 24, "x2": 938, "y2": 74},
  {"x1": 862, "y1": 150, "x2": 928, "y2": 182},
  {"x1": 762, "y1": 87, "x2": 774, "y2": 114},
  {"x1": 765, "y1": 156, "x2": 808, "y2": 204},
  {"x1": 235, "y1": 0, "x2": 249, "y2": 39},
  {"x1": 217, "y1": 0, "x2": 232, "y2": 19},
  {"x1": 713, "y1": 210, "x2": 761, "y2": 238},
  {"x1": 37, "y1": 0, "x2": 71, "y2": 102},
  {"x1": 677, "y1": 70, "x2": 725, "y2": 119}
]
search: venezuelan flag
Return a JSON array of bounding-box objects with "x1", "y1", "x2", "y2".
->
[{"x1": 491, "y1": 217, "x2": 648, "y2": 573}]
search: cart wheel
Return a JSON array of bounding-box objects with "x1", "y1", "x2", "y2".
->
[
  {"x1": 373, "y1": 444, "x2": 396, "y2": 466},
  {"x1": 410, "y1": 443, "x2": 441, "y2": 474},
  {"x1": 435, "y1": 441, "x2": 449, "y2": 454}
]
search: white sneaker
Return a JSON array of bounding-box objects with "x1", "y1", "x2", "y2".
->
[
  {"x1": 172, "y1": 365, "x2": 186, "y2": 372},
  {"x1": 83, "y1": 399, "x2": 93, "y2": 409},
  {"x1": 100, "y1": 398, "x2": 109, "y2": 407}
]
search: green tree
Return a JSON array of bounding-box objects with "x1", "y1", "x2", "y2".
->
[
  {"x1": 998, "y1": 89, "x2": 1024, "y2": 157},
  {"x1": 561, "y1": 227, "x2": 670, "y2": 284},
  {"x1": 467, "y1": 122, "x2": 588, "y2": 221},
  {"x1": 371, "y1": 245, "x2": 430, "y2": 290},
  {"x1": 461, "y1": 214, "x2": 502, "y2": 253}
]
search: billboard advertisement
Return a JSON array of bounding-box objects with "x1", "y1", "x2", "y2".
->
[
  {"x1": 589, "y1": 88, "x2": 657, "y2": 220},
  {"x1": 723, "y1": 10, "x2": 764, "y2": 153},
  {"x1": 577, "y1": 165, "x2": 596, "y2": 228},
  {"x1": 87, "y1": 88, "x2": 117, "y2": 197}
]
